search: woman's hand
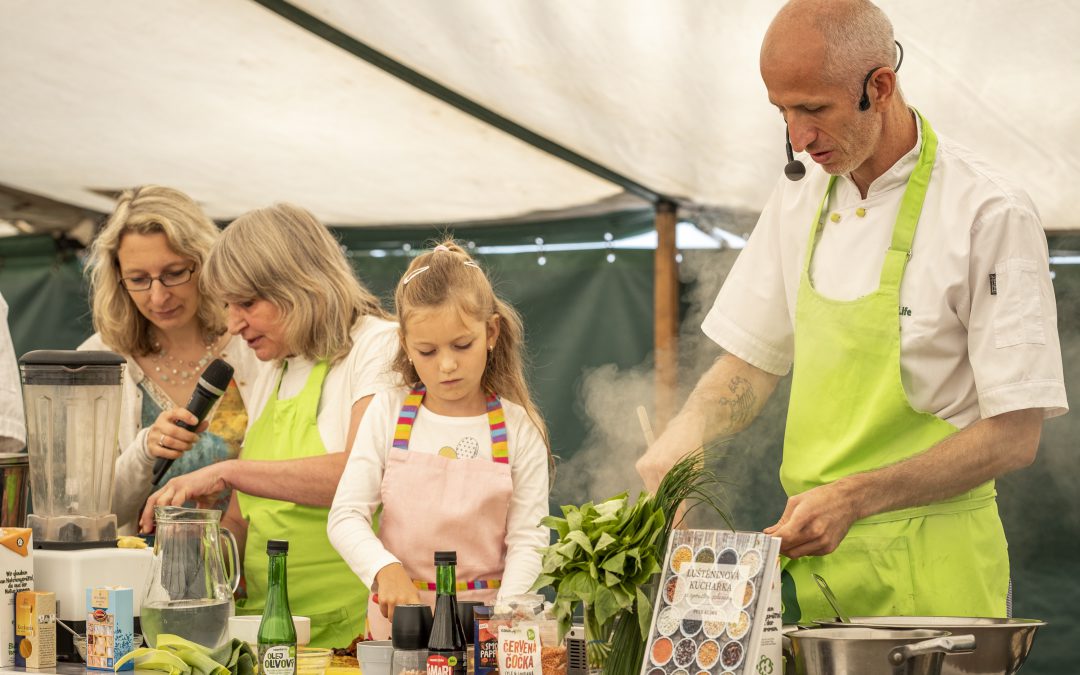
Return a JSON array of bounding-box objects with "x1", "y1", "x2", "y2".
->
[
  {"x1": 146, "y1": 407, "x2": 208, "y2": 460},
  {"x1": 139, "y1": 461, "x2": 234, "y2": 533},
  {"x1": 374, "y1": 563, "x2": 421, "y2": 622}
]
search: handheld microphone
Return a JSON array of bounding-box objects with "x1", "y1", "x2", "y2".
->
[
  {"x1": 151, "y1": 358, "x2": 235, "y2": 485},
  {"x1": 784, "y1": 127, "x2": 806, "y2": 181}
]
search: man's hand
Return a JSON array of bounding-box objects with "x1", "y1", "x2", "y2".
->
[
  {"x1": 139, "y1": 461, "x2": 233, "y2": 533},
  {"x1": 374, "y1": 563, "x2": 421, "y2": 622},
  {"x1": 636, "y1": 417, "x2": 706, "y2": 493},
  {"x1": 764, "y1": 482, "x2": 860, "y2": 559}
]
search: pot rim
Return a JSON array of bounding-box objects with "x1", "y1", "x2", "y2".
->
[
  {"x1": 813, "y1": 616, "x2": 1047, "y2": 629},
  {"x1": 788, "y1": 627, "x2": 951, "y2": 641}
]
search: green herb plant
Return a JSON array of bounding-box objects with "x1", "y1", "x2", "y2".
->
[{"x1": 532, "y1": 449, "x2": 729, "y2": 675}]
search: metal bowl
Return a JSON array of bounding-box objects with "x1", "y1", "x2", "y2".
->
[{"x1": 814, "y1": 616, "x2": 1045, "y2": 675}]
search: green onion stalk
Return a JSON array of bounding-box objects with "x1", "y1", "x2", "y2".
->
[{"x1": 603, "y1": 446, "x2": 731, "y2": 675}]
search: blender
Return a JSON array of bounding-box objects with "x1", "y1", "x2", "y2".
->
[{"x1": 19, "y1": 350, "x2": 154, "y2": 660}]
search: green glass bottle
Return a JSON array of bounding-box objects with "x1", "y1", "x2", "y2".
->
[{"x1": 258, "y1": 539, "x2": 297, "y2": 675}]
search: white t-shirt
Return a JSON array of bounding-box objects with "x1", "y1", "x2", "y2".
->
[
  {"x1": 0, "y1": 294, "x2": 25, "y2": 452},
  {"x1": 328, "y1": 386, "x2": 550, "y2": 600},
  {"x1": 244, "y1": 316, "x2": 400, "y2": 453},
  {"x1": 703, "y1": 115, "x2": 1068, "y2": 429}
]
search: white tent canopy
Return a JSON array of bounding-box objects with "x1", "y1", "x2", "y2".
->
[{"x1": 2, "y1": 0, "x2": 1078, "y2": 230}]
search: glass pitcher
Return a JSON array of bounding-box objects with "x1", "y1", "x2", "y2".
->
[{"x1": 142, "y1": 506, "x2": 240, "y2": 649}]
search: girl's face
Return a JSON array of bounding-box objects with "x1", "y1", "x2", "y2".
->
[
  {"x1": 116, "y1": 232, "x2": 201, "y2": 335},
  {"x1": 403, "y1": 304, "x2": 499, "y2": 416},
  {"x1": 226, "y1": 298, "x2": 289, "y2": 361}
]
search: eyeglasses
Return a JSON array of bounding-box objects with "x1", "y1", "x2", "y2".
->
[{"x1": 119, "y1": 265, "x2": 196, "y2": 292}]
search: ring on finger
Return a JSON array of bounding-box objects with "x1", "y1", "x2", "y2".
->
[{"x1": 160, "y1": 432, "x2": 169, "y2": 449}]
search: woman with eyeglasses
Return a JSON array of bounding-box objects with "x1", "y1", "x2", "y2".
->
[{"x1": 80, "y1": 185, "x2": 265, "y2": 534}]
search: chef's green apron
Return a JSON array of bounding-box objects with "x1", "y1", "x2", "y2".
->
[
  {"x1": 235, "y1": 361, "x2": 367, "y2": 648},
  {"x1": 780, "y1": 112, "x2": 1009, "y2": 623}
]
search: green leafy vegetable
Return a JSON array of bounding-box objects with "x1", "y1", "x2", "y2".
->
[
  {"x1": 532, "y1": 447, "x2": 730, "y2": 675},
  {"x1": 114, "y1": 634, "x2": 256, "y2": 675}
]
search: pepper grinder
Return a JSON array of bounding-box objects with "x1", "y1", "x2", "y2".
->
[{"x1": 391, "y1": 604, "x2": 433, "y2": 675}]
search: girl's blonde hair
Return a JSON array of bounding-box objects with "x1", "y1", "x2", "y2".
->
[
  {"x1": 85, "y1": 185, "x2": 225, "y2": 356},
  {"x1": 393, "y1": 240, "x2": 549, "y2": 449},
  {"x1": 202, "y1": 203, "x2": 388, "y2": 363}
]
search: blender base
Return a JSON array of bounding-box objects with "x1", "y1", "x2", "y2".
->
[{"x1": 35, "y1": 547, "x2": 154, "y2": 622}]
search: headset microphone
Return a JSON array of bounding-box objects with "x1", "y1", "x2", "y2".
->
[
  {"x1": 784, "y1": 127, "x2": 806, "y2": 181},
  {"x1": 859, "y1": 40, "x2": 905, "y2": 112}
]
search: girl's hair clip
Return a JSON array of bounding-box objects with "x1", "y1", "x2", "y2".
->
[
  {"x1": 463, "y1": 261, "x2": 480, "y2": 269},
  {"x1": 402, "y1": 266, "x2": 430, "y2": 285},
  {"x1": 433, "y1": 244, "x2": 451, "y2": 252}
]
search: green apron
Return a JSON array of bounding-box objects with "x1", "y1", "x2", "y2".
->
[
  {"x1": 236, "y1": 361, "x2": 367, "y2": 648},
  {"x1": 780, "y1": 112, "x2": 1009, "y2": 623}
]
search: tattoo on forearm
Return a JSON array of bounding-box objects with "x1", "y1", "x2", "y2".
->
[{"x1": 717, "y1": 376, "x2": 757, "y2": 435}]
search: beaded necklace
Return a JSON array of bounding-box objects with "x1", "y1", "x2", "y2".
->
[{"x1": 148, "y1": 336, "x2": 217, "y2": 385}]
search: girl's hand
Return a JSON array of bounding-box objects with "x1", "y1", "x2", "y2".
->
[
  {"x1": 147, "y1": 407, "x2": 208, "y2": 460},
  {"x1": 375, "y1": 563, "x2": 421, "y2": 622}
]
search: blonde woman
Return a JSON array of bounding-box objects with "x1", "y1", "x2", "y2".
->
[
  {"x1": 141, "y1": 203, "x2": 399, "y2": 650},
  {"x1": 81, "y1": 185, "x2": 263, "y2": 534},
  {"x1": 327, "y1": 241, "x2": 551, "y2": 640}
]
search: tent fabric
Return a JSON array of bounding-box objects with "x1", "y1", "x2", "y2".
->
[{"x1": 2, "y1": 1, "x2": 1078, "y2": 230}]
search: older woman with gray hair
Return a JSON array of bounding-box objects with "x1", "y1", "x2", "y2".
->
[{"x1": 141, "y1": 202, "x2": 399, "y2": 650}]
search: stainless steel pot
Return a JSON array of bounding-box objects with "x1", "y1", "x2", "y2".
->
[
  {"x1": 0, "y1": 452, "x2": 29, "y2": 528},
  {"x1": 784, "y1": 627, "x2": 975, "y2": 675},
  {"x1": 815, "y1": 616, "x2": 1045, "y2": 675}
]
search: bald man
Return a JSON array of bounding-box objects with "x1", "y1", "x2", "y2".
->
[{"x1": 637, "y1": 0, "x2": 1066, "y2": 621}]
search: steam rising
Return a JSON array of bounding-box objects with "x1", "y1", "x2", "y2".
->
[{"x1": 554, "y1": 248, "x2": 789, "y2": 530}]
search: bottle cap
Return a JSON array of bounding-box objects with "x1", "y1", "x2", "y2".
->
[
  {"x1": 434, "y1": 551, "x2": 456, "y2": 565},
  {"x1": 267, "y1": 539, "x2": 289, "y2": 554}
]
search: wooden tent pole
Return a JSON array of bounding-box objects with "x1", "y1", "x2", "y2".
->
[{"x1": 654, "y1": 200, "x2": 679, "y2": 433}]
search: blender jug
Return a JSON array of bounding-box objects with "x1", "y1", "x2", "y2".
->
[{"x1": 19, "y1": 350, "x2": 125, "y2": 547}]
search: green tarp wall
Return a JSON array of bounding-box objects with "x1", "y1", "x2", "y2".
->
[{"x1": 0, "y1": 216, "x2": 1075, "y2": 674}]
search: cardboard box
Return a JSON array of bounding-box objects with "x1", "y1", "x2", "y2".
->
[
  {"x1": 15, "y1": 590, "x2": 56, "y2": 670},
  {"x1": 0, "y1": 528, "x2": 34, "y2": 667},
  {"x1": 85, "y1": 586, "x2": 134, "y2": 671}
]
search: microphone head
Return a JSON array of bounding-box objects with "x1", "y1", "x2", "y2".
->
[
  {"x1": 784, "y1": 159, "x2": 807, "y2": 181},
  {"x1": 198, "y1": 358, "x2": 235, "y2": 392},
  {"x1": 784, "y1": 127, "x2": 806, "y2": 181}
]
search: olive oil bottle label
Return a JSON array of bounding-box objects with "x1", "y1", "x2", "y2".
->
[{"x1": 260, "y1": 643, "x2": 296, "y2": 675}]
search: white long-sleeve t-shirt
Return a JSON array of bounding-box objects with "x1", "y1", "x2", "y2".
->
[{"x1": 328, "y1": 387, "x2": 550, "y2": 599}]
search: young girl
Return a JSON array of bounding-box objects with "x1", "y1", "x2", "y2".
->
[{"x1": 328, "y1": 241, "x2": 551, "y2": 640}]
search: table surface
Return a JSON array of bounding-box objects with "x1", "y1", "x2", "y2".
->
[
  {"x1": 0, "y1": 661, "x2": 362, "y2": 675},
  {"x1": 0, "y1": 662, "x2": 87, "y2": 675}
]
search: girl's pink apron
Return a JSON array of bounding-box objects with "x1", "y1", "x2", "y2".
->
[{"x1": 367, "y1": 388, "x2": 514, "y2": 640}]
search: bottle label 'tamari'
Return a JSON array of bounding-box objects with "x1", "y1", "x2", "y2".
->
[{"x1": 427, "y1": 652, "x2": 466, "y2": 675}]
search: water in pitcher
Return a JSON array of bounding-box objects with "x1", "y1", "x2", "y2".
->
[{"x1": 141, "y1": 598, "x2": 232, "y2": 649}]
